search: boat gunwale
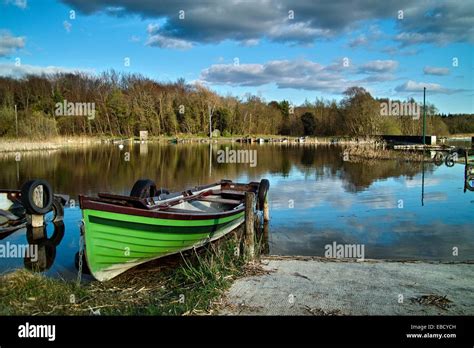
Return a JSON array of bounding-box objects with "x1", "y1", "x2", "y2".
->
[
  {"x1": 81, "y1": 200, "x2": 245, "y2": 220},
  {"x1": 79, "y1": 180, "x2": 259, "y2": 220}
]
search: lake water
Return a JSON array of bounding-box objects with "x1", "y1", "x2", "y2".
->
[{"x1": 0, "y1": 143, "x2": 473, "y2": 280}]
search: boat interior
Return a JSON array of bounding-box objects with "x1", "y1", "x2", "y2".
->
[{"x1": 87, "y1": 181, "x2": 260, "y2": 214}]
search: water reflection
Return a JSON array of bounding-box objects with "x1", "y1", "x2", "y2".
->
[
  {"x1": 0, "y1": 144, "x2": 438, "y2": 197},
  {"x1": 0, "y1": 143, "x2": 472, "y2": 278},
  {"x1": 24, "y1": 222, "x2": 64, "y2": 272}
]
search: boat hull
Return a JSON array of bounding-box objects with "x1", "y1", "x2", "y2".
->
[{"x1": 82, "y1": 208, "x2": 245, "y2": 281}]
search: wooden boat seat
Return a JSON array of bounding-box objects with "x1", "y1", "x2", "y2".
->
[
  {"x1": 220, "y1": 190, "x2": 246, "y2": 200},
  {"x1": 198, "y1": 197, "x2": 242, "y2": 205}
]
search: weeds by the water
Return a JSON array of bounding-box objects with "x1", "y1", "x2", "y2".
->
[
  {"x1": 159, "y1": 240, "x2": 246, "y2": 315},
  {"x1": 0, "y1": 270, "x2": 88, "y2": 315},
  {"x1": 0, "y1": 233, "x2": 260, "y2": 316},
  {"x1": 0, "y1": 136, "x2": 101, "y2": 153},
  {"x1": 344, "y1": 146, "x2": 427, "y2": 162}
]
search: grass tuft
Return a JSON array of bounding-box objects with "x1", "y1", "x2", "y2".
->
[{"x1": 0, "y1": 232, "x2": 257, "y2": 316}]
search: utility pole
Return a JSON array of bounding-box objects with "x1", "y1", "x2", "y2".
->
[
  {"x1": 208, "y1": 104, "x2": 213, "y2": 139},
  {"x1": 208, "y1": 104, "x2": 216, "y2": 139},
  {"x1": 422, "y1": 87, "x2": 426, "y2": 145},
  {"x1": 14, "y1": 104, "x2": 18, "y2": 137}
]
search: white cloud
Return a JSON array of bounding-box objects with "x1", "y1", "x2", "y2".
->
[
  {"x1": 267, "y1": 21, "x2": 332, "y2": 44},
  {"x1": 240, "y1": 39, "x2": 259, "y2": 47},
  {"x1": 395, "y1": 32, "x2": 428, "y2": 46},
  {"x1": 348, "y1": 35, "x2": 368, "y2": 48},
  {"x1": 0, "y1": 63, "x2": 93, "y2": 78},
  {"x1": 146, "y1": 34, "x2": 192, "y2": 49},
  {"x1": 381, "y1": 46, "x2": 420, "y2": 56},
  {"x1": 395, "y1": 80, "x2": 458, "y2": 94},
  {"x1": 358, "y1": 60, "x2": 398, "y2": 73},
  {"x1": 423, "y1": 66, "x2": 450, "y2": 76},
  {"x1": 200, "y1": 58, "x2": 406, "y2": 92},
  {"x1": 200, "y1": 59, "x2": 350, "y2": 93},
  {"x1": 0, "y1": 31, "x2": 25, "y2": 57}
]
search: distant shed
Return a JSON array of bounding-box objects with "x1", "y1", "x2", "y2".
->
[{"x1": 139, "y1": 131, "x2": 148, "y2": 142}]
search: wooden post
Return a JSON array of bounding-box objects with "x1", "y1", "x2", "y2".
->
[
  {"x1": 27, "y1": 185, "x2": 44, "y2": 227},
  {"x1": 26, "y1": 214, "x2": 44, "y2": 228},
  {"x1": 30, "y1": 226, "x2": 46, "y2": 240},
  {"x1": 263, "y1": 197, "x2": 270, "y2": 222},
  {"x1": 261, "y1": 221, "x2": 270, "y2": 255},
  {"x1": 255, "y1": 211, "x2": 261, "y2": 231},
  {"x1": 244, "y1": 192, "x2": 255, "y2": 260}
]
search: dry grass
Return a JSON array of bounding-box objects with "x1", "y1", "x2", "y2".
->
[
  {"x1": 0, "y1": 136, "x2": 101, "y2": 153},
  {"x1": 410, "y1": 294, "x2": 453, "y2": 310},
  {"x1": 344, "y1": 146, "x2": 427, "y2": 162}
]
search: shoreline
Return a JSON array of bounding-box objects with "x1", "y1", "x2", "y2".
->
[
  {"x1": 1, "y1": 254, "x2": 471, "y2": 316},
  {"x1": 0, "y1": 134, "x2": 471, "y2": 153},
  {"x1": 0, "y1": 135, "x2": 377, "y2": 153}
]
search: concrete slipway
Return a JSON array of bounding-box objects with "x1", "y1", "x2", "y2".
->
[{"x1": 221, "y1": 257, "x2": 474, "y2": 315}]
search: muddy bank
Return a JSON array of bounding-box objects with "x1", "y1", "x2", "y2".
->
[{"x1": 221, "y1": 257, "x2": 474, "y2": 315}]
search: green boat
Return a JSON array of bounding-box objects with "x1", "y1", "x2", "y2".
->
[{"x1": 79, "y1": 179, "x2": 269, "y2": 281}]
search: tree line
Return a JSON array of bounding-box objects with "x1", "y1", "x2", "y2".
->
[
  {"x1": 0, "y1": 72, "x2": 470, "y2": 138},
  {"x1": 439, "y1": 114, "x2": 474, "y2": 134}
]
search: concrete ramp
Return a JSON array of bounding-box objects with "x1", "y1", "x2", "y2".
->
[{"x1": 221, "y1": 257, "x2": 474, "y2": 315}]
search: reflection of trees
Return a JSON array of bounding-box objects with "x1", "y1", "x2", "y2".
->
[
  {"x1": 340, "y1": 160, "x2": 435, "y2": 193},
  {"x1": 0, "y1": 144, "x2": 432, "y2": 196}
]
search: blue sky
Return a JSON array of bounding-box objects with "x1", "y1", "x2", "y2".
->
[{"x1": 0, "y1": 0, "x2": 472, "y2": 113}]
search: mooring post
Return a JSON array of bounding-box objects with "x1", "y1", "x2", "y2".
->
[
  {"x1": 262, "y1": 221, "x2": 270, "y2": 255},
  {"x1": 255, "y1": 211, "x2": 261, "y2": 232},
  {"x1": 29, "y1": 226, "x2": 44, "y2": 240},
  {"x1": 263, "y1": 197, "x2": 270, "y2": 222},
  {"x1": 244, "y1": 192, "x2": 255, "y2": 260},
  {"x1": 27, "y1": 214, "x2": 44, "y2": 228},
  {"x1": 27, "y1": 185, "x2": 44, "y2": 227}
]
